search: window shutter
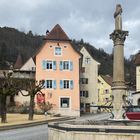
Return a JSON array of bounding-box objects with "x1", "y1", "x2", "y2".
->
[
  {"x1": 70, "y1": 80, "x2": 74, "y2": 89},
  {"x1": 53, "y1": 61, "x2": 56, "y2": 70},
  {"x1": 60, "y1": 61, "x2": 63, "y2": 70},
  {"x1": 69, "y1": 61, "x2": 73, "y2": 71},
  {"x1": 44, "y1": 80, "x2": 47, "y2": 88},
  {"x1": 42, "y1": 60, "x2": 46, "y2": 70},
  {"x1": 53, "y1": 80, "x2": 56, "y2": 89},
  {"x1": 60, "y1": 80, "x2": 63, "y2": 89}
]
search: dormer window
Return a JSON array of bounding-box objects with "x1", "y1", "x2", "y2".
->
[{"x1": 55, "y1": 47, "x2": 61, "y2": 55}]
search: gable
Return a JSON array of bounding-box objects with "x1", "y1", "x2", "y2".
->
[
  {"x1": 80, "y1": 47, "x2": 100, "y2": 65},
  {"x1": 36, "y1": 41, "x2": 81, "y2": 60},
  {"x1": 20, "y1": 57, "x2": 36, "y2": 71}
]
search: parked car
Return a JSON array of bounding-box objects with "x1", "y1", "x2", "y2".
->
[{"x1": 126, "y1": 106, "x2": 140, "y2": 120}]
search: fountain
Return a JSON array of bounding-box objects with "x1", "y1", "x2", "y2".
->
[{"x1": 48, "y1": 4, "x2": 140, "y2": 140}]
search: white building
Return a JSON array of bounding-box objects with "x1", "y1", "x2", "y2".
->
[
  {"x1": 80, "y1": 46, "x2": 100, "y2": 113},
  {"x1": 133, "y1": 52, "x2": 140, "y2": 105}
]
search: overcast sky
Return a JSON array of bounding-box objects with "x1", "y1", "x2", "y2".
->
[{"x1": 0, "y1": 0, "x2": 140, "y2": 58}]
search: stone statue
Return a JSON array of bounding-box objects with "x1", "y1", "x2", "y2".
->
[{"x1": 114, "y1": 4, "x2": 122, "y2": 30}]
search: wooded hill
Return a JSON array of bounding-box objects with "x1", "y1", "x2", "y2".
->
[{"x1": 0, "y1": 27, "x2": 136, "y2": 84}]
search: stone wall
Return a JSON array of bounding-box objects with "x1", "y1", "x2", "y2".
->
[{"x1": 48, "y1": 123, "x2": 140, "y2": 140}]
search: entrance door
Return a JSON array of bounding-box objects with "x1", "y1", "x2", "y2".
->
[{"x1": 85, "y1": 103, "x2": 90, "y2": 112}]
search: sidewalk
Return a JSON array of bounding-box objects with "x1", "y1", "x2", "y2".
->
[{"x1": 0, "y1": 113, "x2": 75, "y2": 131}]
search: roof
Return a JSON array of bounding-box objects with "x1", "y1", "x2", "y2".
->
[
  {"x1": 81, "y1": 46, "x2": 100, "y2": 64},
  {"x1": 34, "y1": 24, "x2": 82, "y2": 60},
  {"x1": 45, "y1": 24, "x2": 71, "y2": 41},
  {"x1": 14, "y1": 54, "x2": 23, "y2": 69},
  {"x1": 100, "y1": 75, "x2": 113, "y2": 86},
  {"x1": 135, "y1": 52, "x2": 140, "y2": 65}
]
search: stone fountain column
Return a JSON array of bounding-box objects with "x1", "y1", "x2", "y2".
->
[{"x1": 110, "y1": 4, "x2": 128, "y2": 119}]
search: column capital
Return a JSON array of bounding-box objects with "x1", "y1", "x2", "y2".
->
[{"x1": 110, "y1": 30, "x2": 128, "y2": 45}]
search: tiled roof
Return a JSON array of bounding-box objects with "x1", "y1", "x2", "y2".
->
[
  {"x1": 135, "y1": 52, "x2": 140, "y2": 65},
  {"x1": 45, "y1": 24, "x2": 70, "y2": 41},
  {"x1": 14, "y1": 54, "x2": 23, "y2": 69},
  {"x1": 33, "y1": 24, "x2": 82, "y2": 59},
  {"x1": 101, "y1": 75, "x2": 113, "y2": 86}
]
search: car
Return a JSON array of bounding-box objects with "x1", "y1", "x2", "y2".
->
[{"x1": 126, "y1": 106, "x2": 140, "y2": 120}]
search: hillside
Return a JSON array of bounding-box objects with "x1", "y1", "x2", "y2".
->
[
  {"x1": 0, "y1": 27, "x2": 43, "y2": 69},
  {"x1": 0, "y1": 27, "x2": 136, "y2": 84}
]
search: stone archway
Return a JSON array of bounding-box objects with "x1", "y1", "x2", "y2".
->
[{"x1": 137, "y1": 98, "x2": 140, "y2": 106}]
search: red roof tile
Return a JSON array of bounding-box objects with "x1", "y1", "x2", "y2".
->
[
  {"x1": 45, "y1": 24, "x2": 70, "y2": 41},
  {"x1": 135, "y1": 52, "x2": 140, "y2": 65}
]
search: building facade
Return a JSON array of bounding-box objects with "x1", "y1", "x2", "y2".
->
[
  {"x1": 98, "y1": 75, "x2": 112, "y2": 106},
  {"x1": 80, "y1": 46, "x2": 100, "y2": 113},
  {"x1": 13, "y1": 57, "x2": 36, "y2": 105},
  {"x1": 36, "y1": 24, "x2": 81, "y2": 116},
  {"x1": 133, "y1": 52, "x2": 140, "y2": 105}
]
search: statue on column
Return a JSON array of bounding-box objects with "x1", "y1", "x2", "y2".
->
[{"x1": 114, "y1": 4, "x2": 122, "y2": 30}]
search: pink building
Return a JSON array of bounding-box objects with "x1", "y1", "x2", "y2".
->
[{"x1": 36, "y1": 24, "x2": 81, "y2": 116}]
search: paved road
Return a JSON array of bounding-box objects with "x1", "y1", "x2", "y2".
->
[
  {"x1": 0, "y1": 124, "x2": 48, "y2": 140},
  {"x1": 0, "y1": 113, "x2": 111, "y2": 140},
  {"x1": 75, "y1": 113, "x2": 112, "y2": 121}
]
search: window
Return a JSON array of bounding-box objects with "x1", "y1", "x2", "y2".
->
[
  {"x1": 85, "y1": 57, "x2": 90, "y2": 64},
  {"x1": 81, "y1": 67, "x2": 85, "y2": 73},
  {"x1": 45, "y1": 80, "x2": 56, "y2": 89},
  {"x1": 60, "y1": 61, "x2": 73, "y2": 71},
  {"x1": 46, "y1": 80, "x2": 52, "y2": 88},
  {"x1": 64, "y1": 80, "x2": 69, "y2": 88},
  {"x1": 80, "y1": 78, "x2": 88, "y2": 84},
  {"x1": 63, "y1": 61, "x2": 69, "y2": 70},
  {"x1": 60, "y1": 80, "x2": 73, "y2": 89},
  {"x1": 46, "y1": 61, "x2": 53, "y2": 69},
  {"x1": 80, "y1": 91, "x2": 89, "y2": 97},
  {"x1": 104, "y1": 89, "x2": 109, "y2": 94},
  {"x1": 60, "y1": 98, "x2": 70, "y2": 108},
  {"x1": 42, "y1": 60, "x2": 56, "y2": 70},
  {"x1": 32, "y1": 67, "x2": 36, "y2": 71},
  {"x1": 55, "y1": 47, "x2": 61, "y2": 55}
]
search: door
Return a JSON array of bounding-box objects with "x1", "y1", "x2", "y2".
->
[{"x1": 85, "y1": 103, "x2": 90, "y2": 112}]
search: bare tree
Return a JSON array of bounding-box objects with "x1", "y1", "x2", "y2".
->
[
  {"x1": 0, "y1": 72, "x2": 18, "y2": 123},
  {"x1": 20, "y1": 80, "x2": 45, "y2": 120}
]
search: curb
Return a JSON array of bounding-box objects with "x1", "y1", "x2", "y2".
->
[{"x1": 0, "y1": 117, "x2": 75, "y2": 131}]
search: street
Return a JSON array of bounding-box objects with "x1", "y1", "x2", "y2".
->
[
  {"x1": 0, "y1": 113, "x2": 111, "y2": 140},
  {"x1": 0, "y1": 124, "x2": 48, "y2": 140},
  {"x1": 75, "y1": 112, "x2": 112, "y2": 121}
]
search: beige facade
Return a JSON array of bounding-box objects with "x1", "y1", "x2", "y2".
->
[
  {"x1": 20, "y1": 57, "x2": 36, "y2": 71},
  {"x1": 13, "y1": 57, "x2": 35, "y2": 105},
  {"x1": 13, "y1": 57, "x2": 35, "y2": 79},
  {"x1": 133, "y1": 52, "x2": 140, "y2": 105},
  {"x1": 133, "y1": 65, "x2": 140, "y2": 105},
  {"x1": 136, "y1": 65, "x2": 140, "y2": 92},
  {"x1": 80, "y1": 47, "x2": 100, "y2": 113}
]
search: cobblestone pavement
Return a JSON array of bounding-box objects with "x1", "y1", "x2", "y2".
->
[{"x1": 0, "y1": 124, "x2": 48, "y2": 140}]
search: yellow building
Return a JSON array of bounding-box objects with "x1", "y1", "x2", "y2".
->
[{"x1": 98, "y1": 75, "x2": 112, "y2": 106}]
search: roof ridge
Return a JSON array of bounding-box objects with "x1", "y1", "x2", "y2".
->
[{"x1": 45, "y1": 24, "x2": 70, "y2": 41}]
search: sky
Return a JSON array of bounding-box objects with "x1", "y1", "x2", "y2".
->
[{"x1": 0, "y1": 0, "x2": 140, "y2": 58}]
